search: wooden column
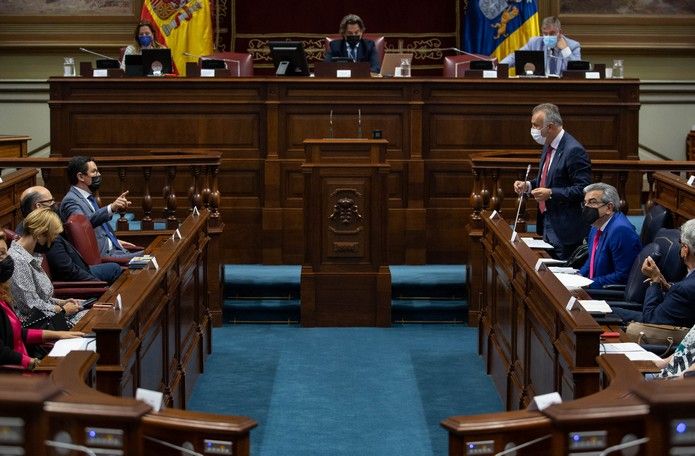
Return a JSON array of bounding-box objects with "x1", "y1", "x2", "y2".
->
[{"x1": 300, "y1": 139, "x2": 391, "y2": 327}]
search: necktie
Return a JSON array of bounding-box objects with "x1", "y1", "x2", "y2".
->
[
  {"x1": 538, "y1": 147, "x2": 554, "y2": 213},
  {"x1": 348, "y1": 46, "x2": 356, "y2": 61},
  {"x1": 589, "y1": 229, "x2": 602, "y2": 279},
  {"x1": 87, "y1": 194, "x2": 121, "y2": 251}
]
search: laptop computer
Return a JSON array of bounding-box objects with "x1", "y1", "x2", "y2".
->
[
  {"x1": 380, "y1": 52, "x2": 414, "y2": 77},
  {"x1": 514, "y1": 50, "x2": 545, "y2": 76},
  {"x1": 142, "y1": 48, "x2": 173, "y2": 76},
  {"x1": 314, "y1": 61, "x2": 371, "y2": 78},
  {"x1": 124, "y1": 54, "x2": 143, "y2": 76}
]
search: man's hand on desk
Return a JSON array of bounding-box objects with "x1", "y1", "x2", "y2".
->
[
  {"x1": 531, "y1": 187, "x2": 552, "y2": 201},
  {"x1": 513, "y1": 180, "x2": 529, "y2": 194}
]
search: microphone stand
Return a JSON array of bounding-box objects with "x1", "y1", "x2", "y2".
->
[
  {"x1": 511, "y1": 164, "x2": 532, "y2": 241},
  {"x1": 79, "y1": 47, "x2": 118, "y2": 61}
]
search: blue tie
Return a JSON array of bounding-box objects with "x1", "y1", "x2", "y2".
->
[
  {"x1": 87, "y1": 194, "x2": 121, "y2": 251},
  {"x1": 348, "y1": 46, "x2": 356, "y2": 61}
]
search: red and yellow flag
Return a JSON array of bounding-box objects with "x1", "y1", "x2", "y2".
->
[{"x1": 141, "y1": 0, "x2": 213, "y2": 75}]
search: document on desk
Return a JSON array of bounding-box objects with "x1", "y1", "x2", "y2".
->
[
  {"x1": 578, "y1": 299, "x2": 612, "y2": 314},
  {"x1": 521, "y1": 237, "x2": 554, "y2": 249},
  {"x1": 47, "y1": 337, "x2": 97, "y2": 357},
  {"x1": 599, "y1": 342, "x2": 661, "y2": 361},
  {"x1": 553, "y1": 272, "x2": 593, "y2": 289},
  {"x1": 549, "y1": 266, "x2": 579, "y2": 274}
]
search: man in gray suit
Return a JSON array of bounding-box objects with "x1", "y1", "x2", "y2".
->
[{"x1": 60, "y1": 156, "x2": 139, "y2": 258}]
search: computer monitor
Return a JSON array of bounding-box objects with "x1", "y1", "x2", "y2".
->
[
  {"x1": 201, "y1": 59, "x2": 226, "y2": 70},
  {"x1": 567, "y1": 60, "x2": 590, "y2": 71},
  {"x1": 142, "y1": 48, "x2": 173, "y2": 76},
  {"x1": 96, "y1": 59, "x2": 120, "y2": 69},
  {"x1": 124, "y1": 54, "x2": 143, "y2": 76},
  {"x1": 470, "y1": 60, "x2": 494, "y2": 70},
  {"x1": 269, "y1": 41, "x2": 310, "y2": 76},
  {"x1": 514, "y1": 50, "x2": 545, "y2": 76}
]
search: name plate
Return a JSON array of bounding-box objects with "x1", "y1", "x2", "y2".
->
[
  {"x1": 566, "y1": 296, "x2": 578, "y2": 312},
  {"x1": 93, "y1": 69, "x2": 108, "y2": 77},
  {"x1": 585, "y1": 72, "x2": 600, "y2": 79},
  {"x1": 688, "y1": 175, "x2": 695, "y2": 186},
  {"x1": 482, "y1": 70, "x2": 497, "y2": 79},
  {"x1": 336, "y1": 69, "x2": 352, "y2": 78},
  {"x1": 201, "y1": 69, "x2": 216, "y2": 77}
]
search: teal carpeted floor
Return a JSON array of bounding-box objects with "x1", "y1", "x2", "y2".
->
[{"x1": 187, "y1": 324, "x2": 502, "y2": 456}]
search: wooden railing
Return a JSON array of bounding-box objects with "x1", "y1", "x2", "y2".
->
[
  {"x1": 467, "y1": 151, "x2": 695, "y2": 232},
  {"x1": 0, "y1": 151, "x2": 222, "y2": 231}
]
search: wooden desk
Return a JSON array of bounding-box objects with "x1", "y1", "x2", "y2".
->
[
  {"x1": 72, "y1": 211, "x2": 211, "y2": 408},
  {"x1": 0, "y1": 135, "x2": 29, "y2": 157},
  {"x1": 479, "y1": 211, "x2": 604, "y2": 410},
  {"x1": 48, "y1": 77, "x2": 640, "y2": 265},
  {"x1": 652, "y1": 171, "x2": 695, "y2": 225}
]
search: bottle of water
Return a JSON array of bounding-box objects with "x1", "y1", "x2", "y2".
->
[
  {"x1": 612, "y1": 59, "x2": 624, "y2": 79},
  {"x1": 63, "y1": 57, "x2": 76, "y2": 77},
  {"x1": 400, "y1": 58, "x2": 411, "y2": 78}
]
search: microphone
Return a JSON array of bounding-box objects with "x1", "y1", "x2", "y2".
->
[
  {"x1": 45, "y1": 440, "x2": 98, "y2": 456},
  {"x1": 444, "y1": 47, "x2": 496, "y2": 62},
  {"x1": 511, "y1": 164, "x2": 532, "y2": 240},
  {"x1": 79, "y1": 47, "x2": 118, "y2": 61},
  {"x1": 495, "y1": 434, "x2": 551, "y2": 456},
  {"x1": 597, "y1": 436, "x2": 649, "y2": 456},
  {"x1": 144, "y1": 436, "x2": 204, "y2": 456}
]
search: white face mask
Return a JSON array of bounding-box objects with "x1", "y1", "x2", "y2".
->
[{"x1": 530, "y1": 127, "x2": 546, "y2": 145}]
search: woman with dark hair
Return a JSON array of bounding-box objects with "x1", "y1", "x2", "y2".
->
[
  {"x1": 121, "y1": 21, "x2": 166, "y2": 69},
  {"x1": 0, "y1": 232, "x2": 83, "y2": 370}
]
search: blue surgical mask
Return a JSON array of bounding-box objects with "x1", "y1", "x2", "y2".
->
[
  {"x1": 542, "y1": 35, "x2": 558, "y2": 48},
  {"x1": 138, "y1": 35, "x2": 153, "y2": 48}
]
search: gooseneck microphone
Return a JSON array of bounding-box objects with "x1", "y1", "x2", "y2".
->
[{"x1": 79, "y1": 47, "x2": 118, "y2": 61}]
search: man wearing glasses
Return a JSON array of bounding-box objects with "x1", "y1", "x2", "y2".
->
[{"x1": 577, "y1": 183, "x2": 640, "y2": 289}]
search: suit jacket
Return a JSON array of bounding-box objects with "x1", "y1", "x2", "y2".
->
[
  {"x1": 60, "y1": 186, "x2": 114, "y2": 256},
  {"x1": 530, "y1": 131, "x2": 592, "y2": 248},
  {"x1": 579, "y1": 212, "x2": 641, "y2": 289},
  {"x1": 641, "y1": 271, "x2": 695, "y2": 327},
  {"x1": 500, "y1": 35, "x2": 581, "y2": 73},
  {"x1": 46, "y1": 234, "x2": 98, "y2": 282},
  {"x1": 324, "y1": 38, "x2": 380, "y2": 73}
]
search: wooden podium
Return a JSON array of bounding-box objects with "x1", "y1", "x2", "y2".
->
[{"x1": 300, "y1": 139, "x2": 391, "y2": 327}]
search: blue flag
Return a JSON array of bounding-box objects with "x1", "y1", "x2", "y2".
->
[{"x1": 462, "y1": 0, "x2": 539, "y2": 61}]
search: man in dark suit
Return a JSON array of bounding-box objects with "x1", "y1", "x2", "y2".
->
[
  {"x1": 59, "y1": 156, "x2": 139, "y2": 258},
  {"x1": 613, "y1": 219, "x2": 695, "y2": 327},
  {"x1": 514, "y1": 103, "x2": 593, "y2": 260},
  {"x1": 19, "y1": 186, "x2": 122, "y2": 284},
  {"x1": 578, "y1": 183, "x2": 641, "y2": 289},
  {"x1": 324, "y1": 14, "x2": 380, "y2": 73}
]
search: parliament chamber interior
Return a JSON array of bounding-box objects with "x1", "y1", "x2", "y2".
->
[{"x1": 1, "y1": 0, "x2": 695, "y2": 454}]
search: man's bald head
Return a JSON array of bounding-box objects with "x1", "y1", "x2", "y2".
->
[{"x1": 20, "y1": 186, "x2": 54, "y2": 217}]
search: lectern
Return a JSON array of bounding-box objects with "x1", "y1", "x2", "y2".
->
[{"x1": 300, "y1": 139, "x2": 391, "y2": 327}]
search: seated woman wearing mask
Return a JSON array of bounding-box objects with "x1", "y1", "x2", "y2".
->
[
  {"x1": 120, "y1": 20, "x2": 165, "y2": 69},
  {"x1": 0, "y1": 232, "x2": 84, "y2": 370},
  {"x1": 8, "y1": 208, "x2": 88, "y2": 327}
]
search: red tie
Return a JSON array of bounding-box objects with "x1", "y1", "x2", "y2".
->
[
  {"x1": 538, "y1": 147, "x2": 554, "y2": 213},
  {"x1": 589, "y1": 229, "x2": 602, "y2": 279}
]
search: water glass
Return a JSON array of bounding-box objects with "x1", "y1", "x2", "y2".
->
[
  {"x1": 612, "y1": 59, "x2": 624, "y2": 79},
  {"x1": 63, "y1": 57, "x2": 76, "y2": 77}
]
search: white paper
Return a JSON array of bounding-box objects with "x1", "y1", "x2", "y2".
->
[
  {"x1": 537, "y1": 258, "x2": 565, "y2": 265},
  {"x1": 527, "y1": 392, "x2": 562, "y2": 411},
  {"x1": 48, "y1": 337, "x2": 96, "y2": 357},
  {"x1": 394, "y1": 67, "x2": 402, "y2": 77},
  {"x1": 578, "y1": 299, "x2": 612, "y2": 314},
  {"x1": 565, "y1": 296, "x2": 578, "y2": 311},
  {"x1": 585, "y1": 72, "x2": 600, "y2": 79},
  {"x1": 136, "y1": 388, "x2": 164, "y2": 412},
  {"x1": 489, "y1": 210, "x2": 498, "y2": 219},
  {"x1": 549, "y1": 266, "x2": 579, "y2": 274},
  {"x1": 336, "y1": 70, "x2": 352, "y2": 78},
  {"x1": 92, "y1": 69, "x2": 108, "y2": 78},
  {"x1": 554, "y1": 272, "x2": 593, "y2": 289},
  {"x1": 151, "y1": 257, "x2": 159, "y2": 270},
  {"x1": 482, "y1": 70, "x2": 497, "y2": 79},
  {"x1": 521, "y1": 237, "x2": 554, "y2": 249},
  {"x1": 599, "y1": 342, "x2": 661, "y2": 361},
  {"x1": 201, "y1": 69, "x2": 216, "y2": 77}
]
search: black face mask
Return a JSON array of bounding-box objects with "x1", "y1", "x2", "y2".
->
[
  {"x1": 0, "y1": 255, "x2": 14, "y2": 284},
  {"x1": 581, "y1": 206, "x2": 600, "y2": 225},
  {"x1": 88, "y1": 175, "x2": 102, "y2": 192},
  {"x1": 346, "y1": 35, "x2": 360, "y2": 46},
  {"x1": 34, "y1": 241, "x2": 50, "y2": 254}
]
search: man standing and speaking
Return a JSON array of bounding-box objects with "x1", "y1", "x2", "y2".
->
[{"x1": 514, "y1": 103, "x2": 592, "y2": 260}]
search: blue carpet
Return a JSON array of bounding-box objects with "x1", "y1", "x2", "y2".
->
[
  {"x1": 187, "y1": 324, "x2": 502, "y2": 456},
  {"x1": 223, "y1": 265, "x2": 468, "y2": 322}
]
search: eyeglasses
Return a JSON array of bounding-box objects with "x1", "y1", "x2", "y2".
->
[
  {"x1": 581, "y1": 200, "x2": 608, "y2": 209},
  {"x1": 37, "y1": 198, "x2": 55, "y2": 207}
]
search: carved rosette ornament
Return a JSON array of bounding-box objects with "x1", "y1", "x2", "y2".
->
[{"x1": 328, "y1": 189, "x2": 363, "y2": 235}]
